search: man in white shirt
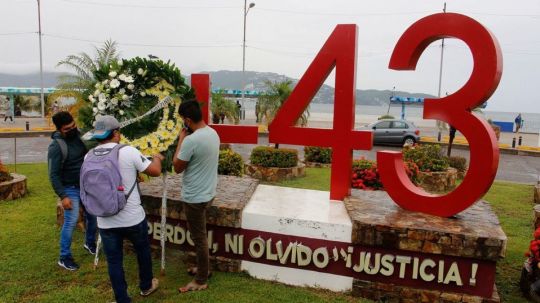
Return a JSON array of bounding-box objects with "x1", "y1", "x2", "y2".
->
[{"x1": 83, "y1": 115, "x2": 162, "y2": 303}]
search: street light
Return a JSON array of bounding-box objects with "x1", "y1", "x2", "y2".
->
[
  {"x1": 241, "y1": 0, "x2": 255, "y2": 120},
  {"x1": 37, "y1": 0, "x2": 45, "y2": 118}
]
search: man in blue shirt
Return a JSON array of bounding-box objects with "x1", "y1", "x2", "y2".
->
[{"x1": 173, "y1": 100, "x2": 220, "y2": 293}]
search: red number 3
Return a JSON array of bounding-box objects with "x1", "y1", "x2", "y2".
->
[{"x1": 378, "y1": 13, "x2": 503, "y2": 217}]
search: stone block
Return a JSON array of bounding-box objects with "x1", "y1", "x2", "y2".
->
[
  {"x1": 244, "y1": 163, "x2": 306, "y2": 182},
  {"x1": 0, "y1": 173, "x2": 27, "y2": 201}
]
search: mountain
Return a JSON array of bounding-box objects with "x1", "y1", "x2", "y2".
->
[
  {"x1": 188, "y1": 70, "x2": 436, "y2": 106},
  {"x1": 0, "y1": 70, "x2": 436, "y2": 105}
]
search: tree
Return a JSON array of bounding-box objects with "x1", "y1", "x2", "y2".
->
[
  {"x1": 56, "y1": 39, "x2": 120, "y2": 91},
  {"x1": 211, "y1": 93, "x2": 239, "y2": 124},
  {"x1": 257, "y1": 80, "x2": 310, "y2": 127}
]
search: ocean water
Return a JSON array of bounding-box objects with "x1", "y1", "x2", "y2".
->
[{"x1": 241, "y1": 99, "x2": 540, "y2": 133}]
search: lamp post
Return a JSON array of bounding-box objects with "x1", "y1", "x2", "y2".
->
[
  {"x1": 241, "y1": 1, "x2": 255, "y2": 119},
  {"x1": 37, "y1": 0, "x2": 45, "y2": 118}
]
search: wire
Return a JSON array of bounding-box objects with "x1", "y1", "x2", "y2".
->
[
  {"x1": 56, "y1": 0, "x2": 239, "y2": 10},
  {"x1": 43, "y1": 33, "x2": 241, "y2": 48},
  {"x1": 256, "y1": 7, "x2": 432, "y2": 17},
  {"x1": 0, "y1": 32, "x2": 37, "y2": 36}
]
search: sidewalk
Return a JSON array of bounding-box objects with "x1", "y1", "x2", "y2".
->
[{"x1": 0, "y1": 117, "x2": 52, "y2": 132}]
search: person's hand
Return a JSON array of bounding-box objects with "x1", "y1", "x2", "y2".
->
[
  {"x1": 61, "y1": 197, "x2": 73, "y2": 210},
  {"x1": 179, "y1": 128, "x2": 189, "y2": 141},
  {"x1": 153, "y1": 153, "x2": 165, "y2": 161}
]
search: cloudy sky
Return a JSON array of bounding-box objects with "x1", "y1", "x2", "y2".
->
[{"x1": 1, "y1": 0, "x2": 539, "y2": 113}]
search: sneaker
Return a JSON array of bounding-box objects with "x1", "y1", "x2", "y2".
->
[
  {"x1": 140, "y1": 278, "x2": 159, "y2": 297},
  {"x1": 83, "y1": 243, "x2": 96, "y2": 255},
  {"x1": 58, "y1": 257, "x2": 79, "y2": 271}
]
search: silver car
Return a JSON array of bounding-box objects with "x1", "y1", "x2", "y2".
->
[{"x1": 367, "y1": 119, "x2": 420, "y2": 146}]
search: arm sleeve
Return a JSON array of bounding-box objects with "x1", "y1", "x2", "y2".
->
[
  {"x1": 178, "y1": 137, "x2": 195, "y2": 162},
  {"x1": 47, "y1": 142, "x2": 66, "y2": 199},
  {"x1": 126, "y1": 146, "x2": 151, "y2": 172}
]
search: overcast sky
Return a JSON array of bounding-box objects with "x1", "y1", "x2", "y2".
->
[{"x1": 1, "y1": 0, "x2": 539, "y2": 113}]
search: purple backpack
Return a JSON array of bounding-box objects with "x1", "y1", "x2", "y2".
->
[{"x1": 80, "y1": 144, "x2": 136, "y2": 217}]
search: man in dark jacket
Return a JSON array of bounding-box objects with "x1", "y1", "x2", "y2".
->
[{"x1": 48, "y1": 111, "x2": 97, "y2": 271}]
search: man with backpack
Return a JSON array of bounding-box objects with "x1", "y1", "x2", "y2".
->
[
  {"x1": 48, "y1": 111, "x2": 98, "y2": 271},
  {"x1": 81, "y1": 115, "x2": 162, "y2": 303}
]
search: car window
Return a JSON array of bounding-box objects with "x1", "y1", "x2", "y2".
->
[
  {"x1": 392, "y1": 121, "x2": 408, "y2": 129},
  {"x1": 375, "y1": 121, "x2": 392, "y2": 128}
]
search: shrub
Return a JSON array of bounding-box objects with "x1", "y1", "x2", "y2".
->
[
  {"x1": 378, "y1": 114, "x2": 394, "y2": 120},
  {"x1": 218, "y1": 149, "x2": 244, "y2": 176},
  {"x1": 351, "y1": 158, "x2": 419, "y2": 190},
  {"x1": 250, "y1": 146, "x2": 298, "y2": 168},
  {"x1": 448, "y1": 156, "x2": 467, "y2": 173},
  {"x1": 0, "y1": 160, "x2": 12, "y2": 182},
  {"x1": 403, "y1": 144, "x2": 449, "y2": 172},
  {"x1": 304, "y1": 146, "x2": 332, "y2": 164}
]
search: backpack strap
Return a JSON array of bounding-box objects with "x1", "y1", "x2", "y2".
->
[
  {"x1": 112, "y1": 144, "x2": 139, "y2": 200},
  {"x1": 55, "y1": 138, "x2": 68, "y2": 168}
]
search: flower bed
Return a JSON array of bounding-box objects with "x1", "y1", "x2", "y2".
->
[
  {"x1": 0, "y1": 173, "x2": 27, "y2": 201},
  {"x1": 351, "y1": 158, "x2": 419, "y2": 190},
  {"x1": 246, "y1": 147, "x2": 305, "y2": 181}
]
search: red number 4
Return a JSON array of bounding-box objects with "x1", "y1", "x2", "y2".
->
[{"x1": 269, "y1": 25, "x2": 373, "y2": 201}]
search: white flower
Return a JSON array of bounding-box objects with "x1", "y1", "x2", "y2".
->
[
  {"x1": 119, "y1": 88, "x2": 126, "y2": 94},
  {"x1": 98, "y1": 93, "x2": 107, "y2": 102},
  {"x1": 109, "y1": 71, "x2": 117, "y2": 78},
  {"x1": 106, "y1": 89, "x2": 111, "y2": 93},
  {"x1": 110, "y1": 79, "x2": 120, "y2": 88},
  {"x1": 102, "y1": 79, "x2": 109, "y2": 85},
  {"x1": 119, "y1": 110, "x2": 125, "y2": 116},
  {"x1": 94, "y1": 83, "x2": 100, "y2": 88},
  {"x1": 140, "y1": 92, "x2": 146, "y2": 97},
  {"x1": 111, "y1": 98, "x2": 118, "y2": 105},
  {"x1": 88, "y1": 95, "x2": 95, "y2": 103},
  {"x1": 137, "y1": 68, "x2": 144, "y2": 75},
  {"x1": 93, "y1": 90, "x2": 100, "y2": 96},
  {"x1": 92, "y1": 107, "x2": 98, "y2": 113},
  {"x1": 97, "y1": 101, "x2": 106, "y2": 111},
  {"x1": 122, "y1": 94, "x2": 128, "y2": 101},
  {"x1": 117, "y1": 60, "x2": 123, "y2": 66},
  {"x1": 127, "y1": 84, "x2": 135, "y2": 90},
  {"x1": 124, "y1": 76, "x2": 134, "y2": 83},
  {"x1": 118, "y1": 74, "x2": 127, "y2": 81}
]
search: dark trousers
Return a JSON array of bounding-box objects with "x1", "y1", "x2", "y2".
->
[
  {"x1": 4, "y1": 115, "x2": 12, "y2": 122},
  {"x1": 183, "y1": 199, "x2": 213, "y2": 284},
  {"x1": 99, "y1": 218, "x2": 153, "y2": 303}
]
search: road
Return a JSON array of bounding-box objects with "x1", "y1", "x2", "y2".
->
[{"x1": 1, "y1": 135, "x2": 539, "y2": 184}]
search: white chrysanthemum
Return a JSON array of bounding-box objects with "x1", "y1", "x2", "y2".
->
[
  {"x1": 127, "y1": 84, "x2": 135, "y2": 90},
  {"x1": 98, "y1": 93, "x2": 107, "y2": 102},
  {"x1": 110, "y1": 79, "x2": 120, "y2": 88},
  {"x1": 97, "y1": 101, "x2": 106, "y2": 111},
  {"x1": 122, "y1": 94, "x2": 128, "y2": 101},
  {"x1": 119, "y1": 110, "x2": 125, "y2": 116},
  {"x1": 137, "y1": 68, "x2": 144, "y2": 75},
  {"x1": 119, "y1": 88, "x2": 126, "y2": 94},
  {"x1": 93, "y1": 90, "x2": 100, "y2": 96},
  {"x1": 94, "y1": 83, "x2": 100, "y2": 88},
  {"x1": 124, "y1": 76, "x2": 134, "y2": 83},
  {"x1": 102, "y1": 79, "x2": 109, "y2": 84},
  {"x1": 111, "y1": 98, "x2": 118, "y2": 105},
  {"x1": 117, "y1": 60, "x2": 123, "y2": 66},
  {"x1": 118, "y1": 74, "x2": 126, "y2": 81},
  {"x1": 140, "y1": 92, "x2": 146, "y2": 97},
  {"x1": 109, "y1": 71, "x2": 117, "y2": 78},
  {"x1": 92, "y1": 107, "x2": 98, "y2": 113},
  {"x1": 88, "y1": 95, "x2": 95, "y2": 103}
]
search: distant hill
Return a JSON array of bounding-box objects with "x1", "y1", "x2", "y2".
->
[{"x1": 0, "y1": 70, "x2": 436, "y2": 105}]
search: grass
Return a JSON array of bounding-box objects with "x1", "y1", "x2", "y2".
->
[
  {"x1": 0, "y1": 164, "x2": 362, "y2": 303},
  {"x1": 0, "y1": 165, "x2": 534, "y2": 302}
]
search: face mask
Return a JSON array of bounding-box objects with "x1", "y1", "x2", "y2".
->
[
  {"x1": 184, "y1": 122, "x2": 192, "y2": 133},
  {"x1": 65, "y1": 128, "x2": 79, "y2": 139}
]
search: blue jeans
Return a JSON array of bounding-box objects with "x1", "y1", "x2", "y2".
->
[
  {"x1": 99, "y1": 218, "x2": 153, "y2": 303},
  {"x1": 59, "y1": 186, "x2": 97, "y2": 259}
]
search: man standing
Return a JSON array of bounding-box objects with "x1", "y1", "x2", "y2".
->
[
  {"x1": 173, "y1": 100, "x2": 220, "y2": 293},
  {"x1": 515, "y1": 113, "x2": 523, "y2": 133},
  {"x1": 83, "y1": 115, "x2": 162, "y2": 303},
  {"x1": 3, "y1": 97, "x2": 14, "y2": 123},
  {"x1": 48, "y1": 111, "x2": 97, "y2": 270}
]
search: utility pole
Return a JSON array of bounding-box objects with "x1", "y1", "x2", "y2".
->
[
  {"x1": 436, "y1": 2, "x2": 446, "y2": 141},
  {"x1": 242, "y1": 1, "x2": 255, "y2": 120},
  {"x1": 37, "y1": 0, "x2": 45, "y2": 118}
]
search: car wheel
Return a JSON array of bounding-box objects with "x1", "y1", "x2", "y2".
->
[{"x1": 403, "y1": 136, "x2": 416, "y2": 146}]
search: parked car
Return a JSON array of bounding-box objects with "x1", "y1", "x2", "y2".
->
[{"x1": 365, "y1": 119, "x2": 420, "y2": 146}]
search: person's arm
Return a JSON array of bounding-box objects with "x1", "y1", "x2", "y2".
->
[
  {"x1": 143, "y1": 154, "x2": 164, "y2": 177},
  {"x1": 47, "y1": 142, "x2": 71, "y2": 209},
  {"x1": 173, "y1": 129, "x2": 190, "y2": 174}
]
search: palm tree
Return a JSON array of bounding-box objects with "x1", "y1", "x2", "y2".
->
[
  {"x1": 211, "y1": 93, "x2": 239, "y2": 124},
  {"x1": 56, "y1": 39, "x2": 120, "y2": 91},
  {"x1": 257, "y1": 80, "x2": 310, "y2": 127}
]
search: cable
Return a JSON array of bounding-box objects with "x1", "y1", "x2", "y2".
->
[
  {"x1": 256, "y1": 7, "x2": 432, "y2": 17},
  {"x1": 56, "y1": 0, "x2": 239, "y2": 10},
  {"x1": 0, "y1": 31, "x2": 37, "y2": 36},
  {"x1": 43, "y1": 33, "x2": 241, "y2": 48}
]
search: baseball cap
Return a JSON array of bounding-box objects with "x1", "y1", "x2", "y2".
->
[{"x1": 82, "y1": 115, "x2": 120, "y2": 140}]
